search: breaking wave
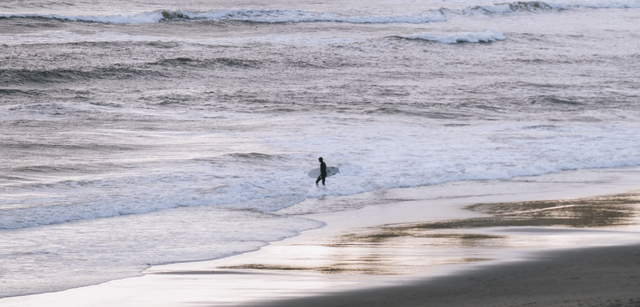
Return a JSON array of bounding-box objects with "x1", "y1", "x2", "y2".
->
[
  {"x1": 0, "y1": 57, "x2": 261, "y2": 85},
  {"x1": 1, "y1": 1, "x2": 638, "y2": 24},
  {"x1": 398, "y1": 29, "x2": 506, "y2": 44},
  {"x1": 0, "y1": 9, "x2": 446, "y2": 24},
  {"x1": 0, "y1": 67, "x2": 162, "y2": 85}
]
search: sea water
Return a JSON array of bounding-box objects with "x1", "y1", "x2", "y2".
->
[{"x1": 1, "y1": 0, "x2": 639, "y2": 298}]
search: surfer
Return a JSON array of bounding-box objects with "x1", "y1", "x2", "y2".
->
[{"x1": 316, "y1": 157, "x2": 327, "y2": 185}]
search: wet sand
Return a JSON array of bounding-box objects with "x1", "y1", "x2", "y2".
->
[
  {"x1": 252, "y1": 244, "x2": 640, "y2": 307},
  {"x1": 236, "y1": 188, "x2": 640, "y2": 307},
  {"x1": 2, "y1": 168, "x2": 640, "y2": 307},
  {"x1": 204, "y1": 189, "x2": 640, "y2": 278}
]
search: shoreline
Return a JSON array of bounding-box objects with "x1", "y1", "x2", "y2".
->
[{"x1": 1, "y1": 167, "x2": 640, "y2": 306}]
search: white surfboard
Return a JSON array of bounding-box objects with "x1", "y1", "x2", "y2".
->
[{"x1": 307, "y1": 167, "x2": 340, "y2": 178}]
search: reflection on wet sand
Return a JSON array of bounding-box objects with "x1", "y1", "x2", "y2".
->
[
  {"x1": 211, "y1": 191, "x2": 640, "y2": 276},
  {"x1": 467, "y1": 192, "x2": 640, "y2": 227},
  {"x1": 347, "y1": 191, "x2": 640, "y2": 243}
]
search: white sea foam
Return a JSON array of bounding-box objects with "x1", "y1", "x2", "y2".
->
[
  {"x1": 0, "y1": 204, "x2": 323, "y2": 297},
  {"x1": 4, "y1": 109, "x2": 639, "y2": 296},
  {"x1": 1, "y1": 5, "x2": 640, "y2": 300},
  {"x1": 177, "y1": 9, "x2": 447, "y2": 23},
  {"x1": 401, "y1": 29, "x2": 506, "y2": 43},
  {"x1": 3, "y1": 109, "x2": 640, "y2": 230},
  {"x1": 0, "y1": 11, "x2": 164, "y2": 24},
  {"x1": 1, "y1": 1, "x2": 638, "y2": 24},
  {"x1": 463, "y1": 1, "x2": 569, "y2": 14},
  {"x1": 0, "y1": 9, "x2": 446, "y2": 24},
  {"x1": 2, "y1": 0, "x2": 640, "y2": 299}
]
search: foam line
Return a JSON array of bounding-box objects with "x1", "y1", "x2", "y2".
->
[
  {"x1": 1, "y1": 1, "x2": 638, "y2": 24},
  {"x1": 400, "y1": 29, "x2": 506, "y2": 44}
]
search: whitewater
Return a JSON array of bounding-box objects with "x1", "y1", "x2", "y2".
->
[{"x1": 1, "y1": 0, "x2": 639, "y2": 298}]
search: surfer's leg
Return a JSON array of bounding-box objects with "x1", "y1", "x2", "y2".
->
[
  {"x1": 316, "y1": 175, "x2": 322, "y2": 185},
  {"x1": 322, "y1": 174, "x2": 326, "y2": 185}
]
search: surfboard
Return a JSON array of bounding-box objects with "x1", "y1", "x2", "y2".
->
[{"x1": 308, "y1": 167, "x2": 340, "y2": 178}]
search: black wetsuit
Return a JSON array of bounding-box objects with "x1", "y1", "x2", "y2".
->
[{"x1": 316, "y1": 161, "x2": 327, "y2": 185}]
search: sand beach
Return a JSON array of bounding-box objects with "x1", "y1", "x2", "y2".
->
[
  {"x1": 3, "y1": 0, "x2": 640, "y2": 304},
  {"x1": 253, "y1": 244, "x2": 640, "y2": 307},
  {"x1": 2, "y1": 167, "x2": 640, "y2": 306}
]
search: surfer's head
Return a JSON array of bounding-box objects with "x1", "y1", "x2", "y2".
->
[{"x1": 318, "y1": 157, "x2": 323, "y2": 162}]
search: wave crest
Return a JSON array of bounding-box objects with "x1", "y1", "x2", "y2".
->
[
  {"x1": 0, "y1": 9, "x2": 446, "y2": 24},
  {"x1": 3, "y1": 1, "x2": 637, "y2": 24},
  {"x1": 463, "y1": 1, "x2": 566, "y2": 14},
  {"x1": 400, "y1": 29, "x2": 506, "y2": 44}
]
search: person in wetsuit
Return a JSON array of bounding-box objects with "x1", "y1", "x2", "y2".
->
[{"x1": 316, "y1": 157, "x2": 327, "y2": 185}]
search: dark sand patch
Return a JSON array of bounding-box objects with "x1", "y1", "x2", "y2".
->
[
  {"x1": 217, "y1": 257, "x2": 494, "y2": 275},
  {"x1": 340, "y1": 191, "x2": 640, "y2": 244},
  {"x1": 217, "y1": 191, "x2": 640, "y2": 276},
  {"x1": 218, "y1": 264, "x2": 394, "y2": 275}
]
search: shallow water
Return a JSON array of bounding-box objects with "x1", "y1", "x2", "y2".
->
[{"x1": 1, "y1": 0, "x2": 640, "y2": 298}]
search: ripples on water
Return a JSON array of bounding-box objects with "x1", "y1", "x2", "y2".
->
[{"x1": 0, "y1": 0, "x2": 639, "y2": 297}]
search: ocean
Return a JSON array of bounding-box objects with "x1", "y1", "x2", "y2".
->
[{"x1": 1, "y1": 0, "x2": 639, "y2": 298}]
